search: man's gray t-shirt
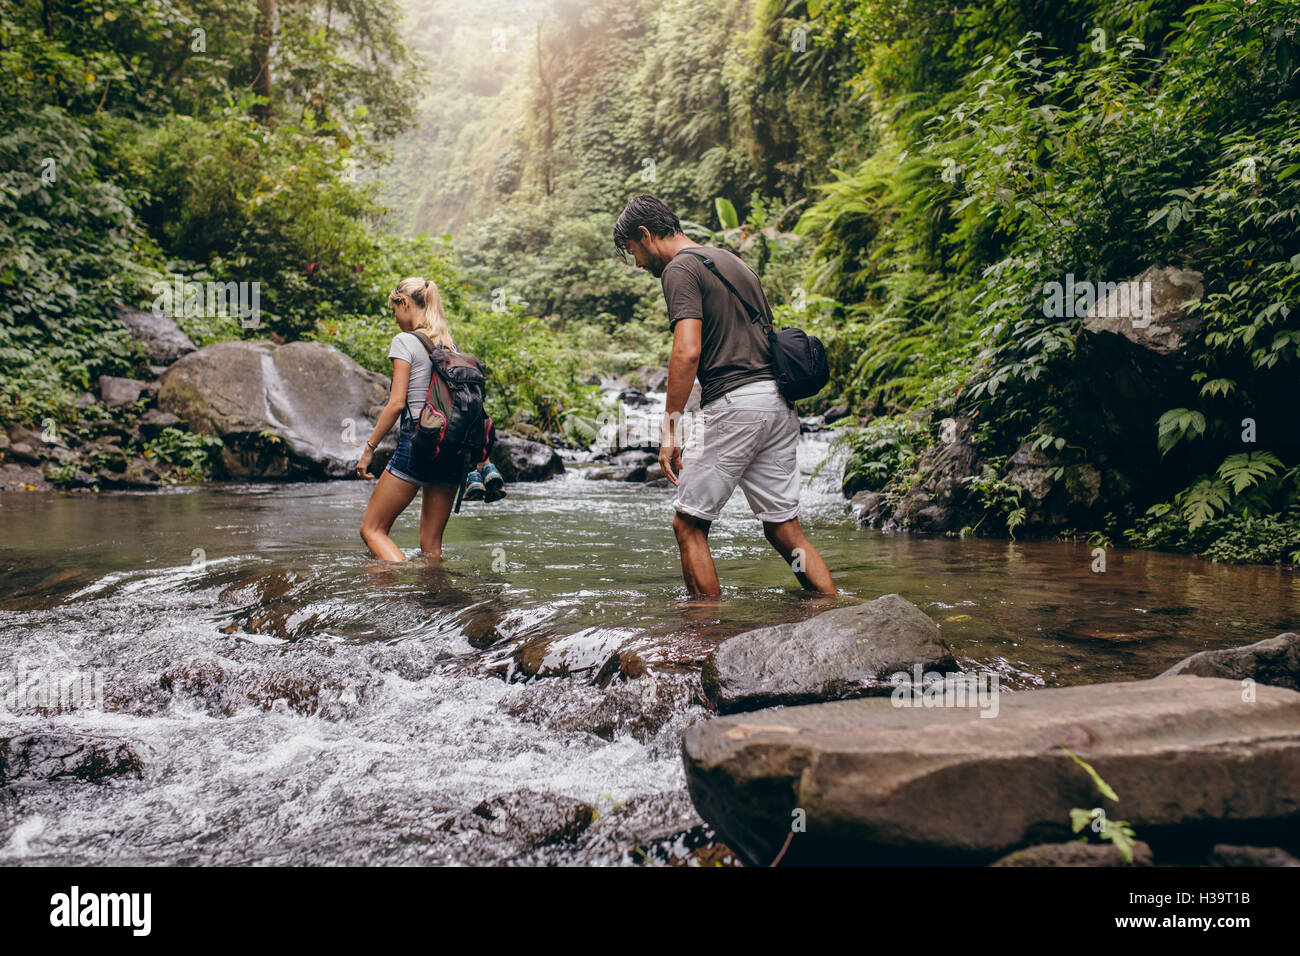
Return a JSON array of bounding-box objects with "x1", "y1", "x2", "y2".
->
[
  {"x1": 388, "y1": 332, "x2": 433, "y2": 417},
  {"x1": 661, "y1": 246, "x2": 774, "y2": 407}
]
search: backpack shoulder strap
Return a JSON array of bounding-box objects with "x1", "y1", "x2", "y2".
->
[
  {"x1": 408, "y1": 330, "x2": 438, "y2": 356},
  {"x1": 676, "y1": 247, "x2": 773, "y2": 335}
]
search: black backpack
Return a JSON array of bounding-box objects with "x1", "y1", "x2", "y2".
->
[
  {"x1": 677, "y1": 247, "x2": 829, "y2": 402},
  {"x1": 407, "y1": 332, "x2": 496, "y2": 508}
]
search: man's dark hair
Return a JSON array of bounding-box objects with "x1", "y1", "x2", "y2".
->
[{"x1": 612, "y1": 194, "x2": 683, "y2": 259}]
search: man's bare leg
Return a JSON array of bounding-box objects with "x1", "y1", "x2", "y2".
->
[
  {"x1": 673, "y1": 511, "x2": 721, "y2": 596},
  {"x1": 763, "y1": 518, "x2": 836, "y2": 595}
]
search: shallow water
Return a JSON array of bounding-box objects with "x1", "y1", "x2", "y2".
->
[{"x1": 1, "y1": 432, "x2": 1296, "y2": 865}]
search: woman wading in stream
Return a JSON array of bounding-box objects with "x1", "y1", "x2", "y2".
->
[{"x1": 357, "y1": 277, "x2": 501, "y2": 561}]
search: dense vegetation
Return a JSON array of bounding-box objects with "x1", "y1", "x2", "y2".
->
[
  {"x1": 4, "y1": 0, "x2": 1298, "y2": 562},
  {"x1": 406, "y1": 0, "x2": 1298, "y2": 563},
  {"x1": 0, "y1": 0, "x2": 596, "y2": 440}
]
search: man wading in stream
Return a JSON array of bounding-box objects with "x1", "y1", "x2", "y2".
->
[{"x1": 613, "y1": 194, "x2": 836, "y2": 597}]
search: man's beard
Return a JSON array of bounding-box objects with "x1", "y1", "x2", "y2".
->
[{"x1": 646, "y1": 253, "x2": 668, "y2": 278}]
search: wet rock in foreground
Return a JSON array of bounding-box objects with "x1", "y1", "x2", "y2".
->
[
  {"x1": 153, "y1": 653, "x2": 380, "y2": 720},
  {"x1": 990, "y1": 841, "x2": 1154, "y2": 867},
  {"x1": 1158, "y1": 631, "x2": 1299, "y2": 691},
  {"x1": 1208, "y1": 844, "x2": 1300, "y2": 867},
  {"x1": 681, "y1": 676, "x2": 1300, "y2": 866},
  {"x1": 0, "y1": 733, "x2": 144, "y2": 785},
  {"x1": 502, "y1": 668, "x2": 707, "y2": 751},
  {"x1": 435, "y1": 789, "x2": 596, "y2": 863},
  {"x1": 701, "y1": 593, "x2": 956, "y2": 714}
]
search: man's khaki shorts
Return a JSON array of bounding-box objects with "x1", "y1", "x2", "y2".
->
[{"x1": 673, "y1": 379, "x2": 801, "y2": 523}]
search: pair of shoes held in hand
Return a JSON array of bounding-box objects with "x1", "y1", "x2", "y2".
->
[{"x1": 463, "y1": 462, "x2": 506, "y2": 502}]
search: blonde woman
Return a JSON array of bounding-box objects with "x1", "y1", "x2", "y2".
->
[{"x1": 357, "y1": 277, "x2": 502, "y2": 561}]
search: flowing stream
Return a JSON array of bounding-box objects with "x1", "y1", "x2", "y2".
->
[{"x1": 2, "y1": 428, "x2": 1297, "y2": 865}]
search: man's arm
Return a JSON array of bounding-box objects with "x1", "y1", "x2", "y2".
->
[{"x1": 660, "y1": 318, "x2": 701, "y2": 486}]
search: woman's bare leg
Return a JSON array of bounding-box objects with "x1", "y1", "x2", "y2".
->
[
  {"x1": 419, "y1": 485, "x2": 457, "y2": 560},
  {"x1": 360, "y1": 471, "x2": 420, "y2": 561}
]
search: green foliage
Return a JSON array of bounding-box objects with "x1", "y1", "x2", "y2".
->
[
  {"x1": 714, "y1": 197, "x2": 739, "y2": 231},
  {"x1": 130, "y1": 100, "x2": 425, "y2": 340},
  {"x1": 1157, "y1": 409, "x2": 1207, "y2": 457},
  {"x1": 1129, "y1": 459, "x2": 1300, "y2": 563},
  {"x1": 785, "y1": 0, "x2": 1300, "y2": 561},
  {"x1": 456, "y1": 306, "x2": 602, "y2": 431},
  {"x1": 960, "y1": 462, "x2": 1027, "y2": 539},
  {"x1": 840, "y1": 415, "x2": 926, "y2": 496},
  {"x1": 143, "y1": 427, "x2": 224, "y2": 480},
  {"x1": 0, "y1": 0, "x2": 426, "y2": 432},
  {"x1": 0, "y1": 102, "x2": 163, "y2": 425},
  {"x1": 1060, "y1": 747, "x2": 1139, "y2": 865}
]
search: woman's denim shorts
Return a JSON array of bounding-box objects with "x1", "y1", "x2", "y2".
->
[{"x1": 385, "y1": 414, "x2": 462, "y2": 489}]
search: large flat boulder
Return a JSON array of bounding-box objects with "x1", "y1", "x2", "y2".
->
[
  {"x1": 159, "y1": 341, "x2": 393, "y2": 479},
  {"x1": 681, "y1": 676, "x2": 1300, "y2": 866},
  {"x1": 112, "y1": 302, "x2": 197, "y2": 364},
  {"x1": 701, "y1": 594, "x2": 956, "y2": 714},
  {"x1": 1158, "y1": 632, "x2": 1299, "y2": 691}
]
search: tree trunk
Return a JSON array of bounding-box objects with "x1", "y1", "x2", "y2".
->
[
  {"x1": 251, "y1": 0, "x2": 276, "y2": 122},
  {"x1": 535, "y1": 21, "x2": 554, "y2": 196}
]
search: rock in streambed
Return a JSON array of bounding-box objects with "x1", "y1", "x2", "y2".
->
[{"x1": 701, "y1": 593, "x2": 957, "y2": 714}]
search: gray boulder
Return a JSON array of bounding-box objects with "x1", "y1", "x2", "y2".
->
[
  {"x1": 112, "y1": 302, "x2": 197, "y2": 364},
  {"x1": 681, "y1": 676, "x2": 1300, "y2": 866},
  {"x1": 1081, "y1": 266, "x2": 1204, "y2": 356},
  {"x1": 1158, "y1": 632, "x2": 1299, "y2": 691},
  {"x1": 849, "y1": 490, "x2": 886, "y2": 528},
  {"x1": 98, "y1": 375, "x2": 144, "y2": 408},
  {"x1": 701, "y1": 594, "x2": 956, "y2": 714},
  {"x1": 158, "y1": 340, "x2": 394, "y2": 480},
  {"x1": 588, "y1": 450, "x2": 657, "y2": 482},
  {"x1": 138, "y1": 408, "x2": 182, "y2": 438},
  {"x1": 0, "y1": 463, "x2": 53, "y2": 491},
  {"x1": 490, "y1": 435, "x2": 564, "y2": 482},
  {"x1": 434, "y1": 789, "x2": 597, "y2": 863},
  {"x1": 1000, "y1": 443, "x2": 1108, "y2": 534}
]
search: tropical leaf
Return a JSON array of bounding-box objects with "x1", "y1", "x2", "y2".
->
[
  {"x1": 714, "y1": 198, "x2": 739, "y2": 231},
  {"x1": 1217, "y1": 451, "x2": 1282, "y2": 494},
  {"x1": 1178, "y1": 477, "x2": 1232, "y2": 530}
]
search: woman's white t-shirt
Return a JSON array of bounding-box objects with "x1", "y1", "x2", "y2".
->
[{"x1": 388, "y1": 332, "x2": 433, "y2": 418}]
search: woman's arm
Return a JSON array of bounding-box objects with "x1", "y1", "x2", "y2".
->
[{"x1": 356, "y1": 359, "x2": 411, "y2": 479}]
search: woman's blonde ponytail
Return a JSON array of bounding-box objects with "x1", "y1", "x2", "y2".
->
[{"x1": 389, "y1": 276, "x2": 455, "y2": 350}]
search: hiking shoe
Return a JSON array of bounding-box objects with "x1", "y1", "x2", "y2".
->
[
  {"x1": 483, "y1": 462, "x2": 507, "y2": 502},
  {"x1": 463, "y1": 470, "x2": 486, "y2": 501}
]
